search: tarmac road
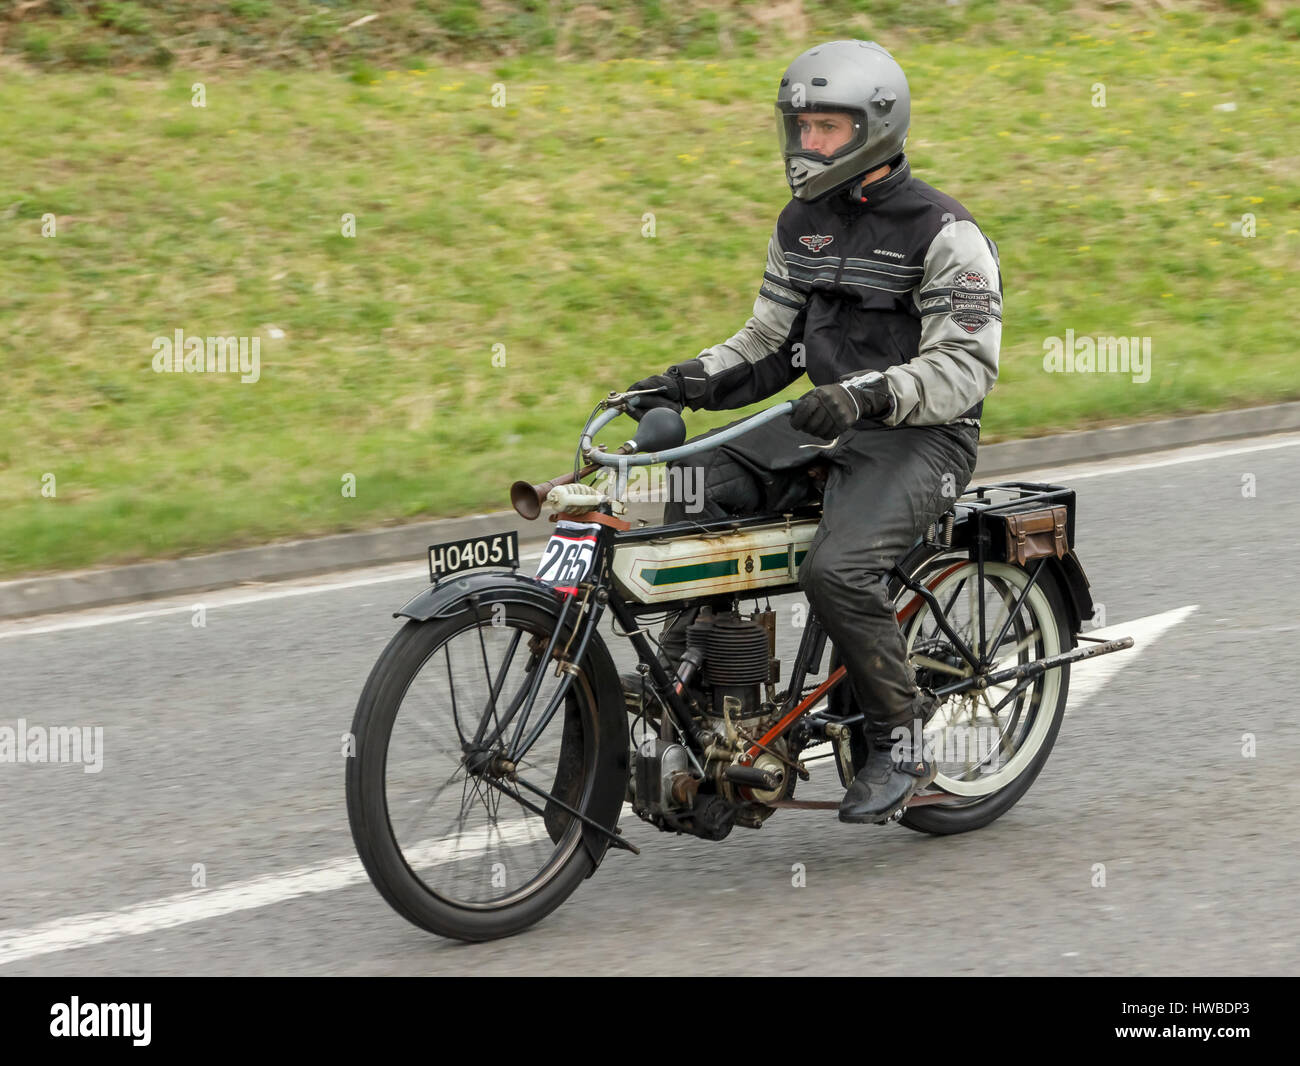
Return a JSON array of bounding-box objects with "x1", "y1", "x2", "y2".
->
[{"x1": 1, "y1": 432, "x2": 1296, "y2": 976}]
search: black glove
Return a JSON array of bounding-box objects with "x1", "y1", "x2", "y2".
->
[
  {"x1": 625, "y1": 367, "x2": 687, "y2": 422},
  {"x1": 789, "y1": 373, "x2": 893, "y2": 440}
]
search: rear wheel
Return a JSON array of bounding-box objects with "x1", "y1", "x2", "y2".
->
[
  {"x1": 346, "y1": 600, "x2": 603, "y2": 941},
  {"x1": 893, "y1": 550, "x2": 1074, "y2": 834}
]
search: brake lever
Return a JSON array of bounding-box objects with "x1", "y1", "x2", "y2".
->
[{"x1": 604, "y1": 387, "x2": 662, "y2": 411}]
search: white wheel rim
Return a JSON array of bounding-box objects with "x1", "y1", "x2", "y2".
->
[{"x1": 901, "y1": 558, "x2": 1062, "y2": 798}]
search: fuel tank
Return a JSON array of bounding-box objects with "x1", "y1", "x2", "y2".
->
[{"x1": 609, "y1": 518, "x2": 820, "y2": 605}]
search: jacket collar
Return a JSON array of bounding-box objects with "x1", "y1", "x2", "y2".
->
[{"x1": 831, "y1": 153, "x2": 910, "y2": 214}]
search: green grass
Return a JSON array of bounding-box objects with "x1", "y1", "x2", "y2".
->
[
  {"x1": 2, "y1": 14, "x2": 1299, "y2": 577},
  {"x1": 6, "y1": 1, "x2": 1299, "y2": 70}
]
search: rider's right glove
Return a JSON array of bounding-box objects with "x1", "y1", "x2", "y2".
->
[
  {"x1": 624, "y1": 365, "x2": 691, "y2": 422},
  {"x1": 789, "y1": 373, "x2": 894, "y2": 440}
]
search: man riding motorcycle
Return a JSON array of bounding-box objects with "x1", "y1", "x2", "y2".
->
[{"x1": 623, "y1": 40, "x2": 1003, "y2": 823}]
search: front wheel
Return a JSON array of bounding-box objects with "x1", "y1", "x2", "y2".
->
[
  {"x1": 346, "y1": 600, "x2": 606, "y2": 942},
  {"x1": 893, "y1": 550, "x2": 1075, "y2": 835}
]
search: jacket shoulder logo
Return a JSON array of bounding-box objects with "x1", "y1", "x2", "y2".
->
[
  {"x1": 950, "y1": 270, "x2": 994, "y2": 334},
  {"x1": 798, "y1": 234, "x2": 834, "y2": 253}
]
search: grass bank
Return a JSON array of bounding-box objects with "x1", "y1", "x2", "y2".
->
[{"x1": 2, "y1": 10, "x2": 1298, "y2": 576}]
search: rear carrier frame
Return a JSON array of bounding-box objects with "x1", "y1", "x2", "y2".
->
[
  {"x1": 919, "y1": 481, "x2": 1094, "y2": 637},
  {"x1": 925, "y1": 481, "x2": 1077, "y2": 562}
]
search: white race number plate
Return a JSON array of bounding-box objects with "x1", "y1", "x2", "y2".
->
[{"x1": 534, "y1": 521, "x2": 602, "y2": 592}]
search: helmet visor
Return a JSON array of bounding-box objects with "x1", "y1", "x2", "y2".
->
[{"x1": 775, "y1": 104, "x2": 870, "y2": 163}]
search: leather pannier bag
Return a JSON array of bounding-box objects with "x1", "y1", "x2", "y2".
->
[{"x1": 997, "y1": 505, "x2": 1069, "y2": 565}]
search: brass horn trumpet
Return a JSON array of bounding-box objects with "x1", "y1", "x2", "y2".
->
[{"x1": 509, "y1": 464, "x2": 602, "y2": 521}]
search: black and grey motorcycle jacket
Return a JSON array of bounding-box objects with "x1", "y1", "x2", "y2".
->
[{"x1": 672, "y1": 153, "x2": 1002, "y2": 426}]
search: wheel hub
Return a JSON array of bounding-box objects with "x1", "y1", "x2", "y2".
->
[{"x1": 463, "y1": 746, "x2": 515, "y2": 779}]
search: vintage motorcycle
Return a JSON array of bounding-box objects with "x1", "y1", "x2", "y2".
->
[{"x1": 346, "y1": 389, "x2": 1133, "y2": 942}]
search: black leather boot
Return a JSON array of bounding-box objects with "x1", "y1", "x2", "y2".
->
[
  {"x1": 838, "y1": 690, "x2": 942, "y2": 825},
  {"x1": 838, "y1": 730, "x2": 937, "y2": 824}
]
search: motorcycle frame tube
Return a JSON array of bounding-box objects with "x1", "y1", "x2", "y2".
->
[
  {"x1": 604, "y1": 590, "x2": 710, "y2": 751},
  {"x1": 606, "y1": 537, "x2": 1000, "y2": 765}
]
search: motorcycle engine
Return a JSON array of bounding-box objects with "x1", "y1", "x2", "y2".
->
[
  {"x1": 689, "y1": 609, "x2": 773, "y2": 718},
  {"x1": 629, "y1": 606, "x2": 798, "y2": 837}
]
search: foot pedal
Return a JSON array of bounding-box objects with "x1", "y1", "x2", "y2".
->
[{"x1": 873, "y1": 806, "x2": 907, "y2": 826}]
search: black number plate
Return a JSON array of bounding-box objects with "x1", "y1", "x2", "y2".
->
[{"x1": 428, "y1": 531, "x2": 520, "y2": 583}]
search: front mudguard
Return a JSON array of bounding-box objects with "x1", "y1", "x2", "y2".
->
[
  {"x1": 395, "y1": 570, "x2": 630, "y2": 874},
  {"x1": 395, "y1": 568, "x2": 570, "y2": 623}
]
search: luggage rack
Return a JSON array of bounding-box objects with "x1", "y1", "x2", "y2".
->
[
  {"x1": 902, "y1": 478, "x2": 1130, "y2": 675},
  {"x1": 958, "y1": 480, "x2": 1076, "y2": 511},
  {"x1": 927, "y1": 481, "x2": 1079, "y2": 553}
]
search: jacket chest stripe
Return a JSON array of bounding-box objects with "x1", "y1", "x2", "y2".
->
[
  {"x1": 785, "y1": 264, "x2": 840, "y2": 287},
  {"x1": 786, "y1": 251, "x2": 922, "y2": 277},
  {"x1": 841, "y1": 256, "x2": 924, "y2": 277},
  {"x1": 786, "y1": 264, "x2": 917, "y2": 296},
  {"x1": 785, "y1": 255, "x2": 840, "y2": 273},
  {"x1": 838, "y1": 276, "x2": 917, "y2": 295}
]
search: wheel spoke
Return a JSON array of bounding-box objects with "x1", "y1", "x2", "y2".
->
[
  {"x1": 966, "y1": 575, "x2": 978, "y2": 651},
  {"x1": 987, "y1": 674, "x2": 1037, "y2": 716},
  {"x1": 359, "y1": 609, "x2": 592, "y2": 914},
  {"x1": 911, "y1": 654, "x2": 969, "y2": 678},
  {"x1": 471, "y1": 628, "x2": 522, "y2": 746},
  {"x1": 995, "y1": 627, "x2": 1042, "y2": 661},
  {"x1": 892, "y1": 555, "x2": 1067, "y2": 804},
  {"x1": 982, "y1": 583, "x2": 1015, "y2": 661},
  {"x1": 445, "y1": 645, "x2": 462, "y2": 741},
  {"x1": 396, "y1": 765, "x2": 467, "y2": 842},
  {"x1": 933, "y1": 577, "x2": 967, "y2": 642}
]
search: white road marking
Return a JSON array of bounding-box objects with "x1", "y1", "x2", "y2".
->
[
  {"x1": 0, "y1": 606, "x2": 1196, "y2": 964},
  {"x1": 0, "y1": 807, "x2": 632, "y2": 968},
  {"x1": 0, "y1": 855, "x2": 372, "y2": 968},
  {"x1": 1065, "y1": 604, "x2": 1199, "y2": 715},
  {"x1": 1006, "y1": 432, "x2": 1300, "y2": 482},
  {"x1": 0, "y1": 551, "x2": 546, "y2": 641}
]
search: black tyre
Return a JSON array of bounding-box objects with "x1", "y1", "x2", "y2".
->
[{"x1": 346, "y1": 600, "x2": 604, "y2": 941}]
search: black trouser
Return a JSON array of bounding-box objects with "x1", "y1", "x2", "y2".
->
[{"x1": 662, "y1": 413, "x2": 979, "y2": 735}]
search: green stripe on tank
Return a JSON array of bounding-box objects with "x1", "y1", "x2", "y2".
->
[
  {"x1": 759, "y1": 549, "x2": 808, "y2": 571},
  {"x1": 640, "y1": 559, "x2": 740, "y2": 586},
  {"x1": 639, "y1": 548, "x2": 809, "y2": 587}
]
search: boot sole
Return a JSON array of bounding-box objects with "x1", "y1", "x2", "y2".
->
[{"x1": 838, "y1": 766, "x2": 939, "y2": 825}]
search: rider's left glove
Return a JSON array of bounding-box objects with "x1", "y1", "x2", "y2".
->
[
  {"x1": 789, "y1": 373, "x2": 894, "y2": 440},
  {"x1": 624, "y1": 364, "x2": 693, "y2": 422}
]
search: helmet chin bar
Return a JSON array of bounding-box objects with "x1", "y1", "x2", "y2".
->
[
  {"x1": 778, "y1": 115, "x2": 892, "y2": 202},
  {"x1": 785, "y1": 156, "x2": 872, "y2": 204}
]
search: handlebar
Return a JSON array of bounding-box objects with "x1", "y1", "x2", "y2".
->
[{"x1": 581, "y1": 397, "x2": 795, "y2": 468}]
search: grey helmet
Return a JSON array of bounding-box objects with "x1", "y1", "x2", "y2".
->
[{"x1": 775, "y1": 40, "x2": 910, "y2": 202}]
